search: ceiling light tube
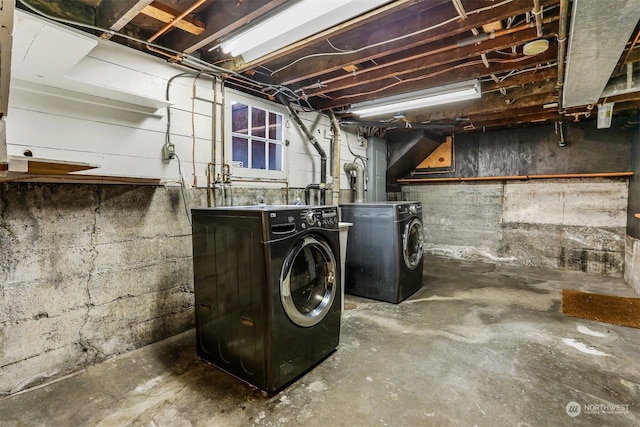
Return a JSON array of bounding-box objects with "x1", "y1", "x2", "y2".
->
[
  {"x1": 350, "y1": 80, "x2": 481, "y2": 118},
  {"x1": 218, "y1": 0, "x2": 389, "y2": 63}
]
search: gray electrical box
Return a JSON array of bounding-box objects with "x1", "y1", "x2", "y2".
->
[{"x1": 366, "y1": 136, "x2": 387, "y2": 202}]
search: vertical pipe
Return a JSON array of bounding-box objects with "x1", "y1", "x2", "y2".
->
[
  {"x1": 207, "y1": 163, "x2": 212, "y2": 207},
  {"x1": 532, "y1": 0, "x2": 543, "y2": 37},
  {"x1": 557, "y1": 0, "x2": 568, "y2": 103},
  {"x1": 284, "y1": 102, "x2": 327, "y2": 204},
  {"x1": 557, "y1": 0, "x2": 569, "y2": 145},
  {"x1": 329, "y1": 111, "x2": 341, "y2": 206},
  {"x1": 221, "y1": 80, "x2": 227, "y2": 182},
  {"x1": 212, "y1": 77, "x2": 218, "y2": 207}
]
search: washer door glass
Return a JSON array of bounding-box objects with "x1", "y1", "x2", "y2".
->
[
  {"x1": 281, "y1": 235, "x2": 337, "y2": 327},
  {"x1": 403, "y1": 218, "x2": 424, "y2": 270}
]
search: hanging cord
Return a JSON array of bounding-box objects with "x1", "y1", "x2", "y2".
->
[{"x1": 173, "y1": 153, "x2": 192, "y2": 227}]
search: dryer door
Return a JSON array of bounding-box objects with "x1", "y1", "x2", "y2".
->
[
  {"x1": 403, "y1": 217, "x2": 424, "y2": 270},
  {"x1": 280, "y1": 235, "x2": 337, "y2": 327}
]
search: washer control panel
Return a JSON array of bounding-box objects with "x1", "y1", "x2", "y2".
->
[
  {"x1": 299, "y1": 207, "x2": 338, "y2": 229},
  {"x1": 397, "y1": 202, "x2": 422, "y2": 220}
]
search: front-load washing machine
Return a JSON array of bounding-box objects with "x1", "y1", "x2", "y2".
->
[
  {"x1": 341, "y1": 202, "x2": 424, "y2": 303},
  {"x1": 191, "y1": 205, "x2": 341, "y2": 392}
]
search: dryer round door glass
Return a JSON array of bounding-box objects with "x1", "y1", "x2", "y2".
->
[
  {"x1": 403, "y1": 218, "x2": 424, "y2": 270},
  {"x1": 280, "y1": 236, "x2": 337, "y2": 327}
]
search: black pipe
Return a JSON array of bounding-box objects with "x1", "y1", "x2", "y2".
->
[
  {"x1": 276, "y1": 94, "x2": 327, "y2": 204},
  {"x1": 304, "y1": 183, "x2": 326, "y2": 205}
]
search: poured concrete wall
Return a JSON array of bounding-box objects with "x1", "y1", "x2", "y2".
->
[
  {"x1": 403, "y1": 178, "x2": 628, "y2": 276},
  {"x1": 624, "y1": 117, "x2": 640, "y2": 294},
  {"x1": 0, "y1": 183, "x2": 337, "y2": 395}
]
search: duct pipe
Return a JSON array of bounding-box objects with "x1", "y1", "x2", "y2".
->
[
  {"x1": 329, "y1": 111, "x2": 341, "y2": 206},
  {"x1": 344, "y1": 162, "x2": 365, "y2": 203},
  {"x1": 277, "y1": 94, "x2": 327, "y2": 204}
]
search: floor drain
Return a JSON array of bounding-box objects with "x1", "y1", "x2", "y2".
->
[{"x1": 344, "y1": 303, "x2": 357, "y2": 310}]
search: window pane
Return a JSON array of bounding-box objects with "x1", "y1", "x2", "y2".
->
[
  {"x1": 269, "y1": 112, "x2": 283, "y2": 141},
  {"x1": 252, "y1": 140, "x2": 266, "y2": 169},
  {"x1": 269, "y1": 143, "x2": 282, "y2": 171},
  {"x1": 251, "y1": 107, "x2": 266, "y2": 138},
  {"x1": 232, "y1": 136, "x2": 248, "y2": 168},
  {"x1": 232, "y1": 103, "x2": 249, "y2": 134}
]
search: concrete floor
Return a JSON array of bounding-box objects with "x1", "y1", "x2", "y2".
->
[{"x1": 2, "y1": 256, "x2": 639, "y2": 426}]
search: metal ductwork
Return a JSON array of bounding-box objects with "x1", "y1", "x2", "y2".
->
[{"x1": 563, "y1": 0, "x2": 640, "y2": 108}]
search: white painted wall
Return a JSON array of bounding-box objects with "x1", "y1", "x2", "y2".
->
[{"x1": 6, "y1": 11, "x2": 366, "y2": 190}]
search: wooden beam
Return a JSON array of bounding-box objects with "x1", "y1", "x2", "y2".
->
[
  {"x1": 165, "y1": 0, "x2": 289, "y2": 54},
  {"x1": 140, "y1": 2, "x2": 205, "y2": 36},
  {"x1": 453, "y1": 110, "x2": 560, "y2": 132},
  {"x1": 272, "y1": 0, "x2": 560, "y2": 86},
  {"x1": 457, "y1": 103, "x2": 560, "y2": 123},
  {"x1": 97, "y1": 0, "x2": 154, "y2": 39},
  {"x1": 313, "y1": 46, "x2": 558, "y2": 110},
  {"x1": 302, "y1": 21, "x2": 559, "y2": 98},
  {"x1": 411, "y1": 80, "x2": 559, "y2": 122},
  {"x1": 482, "y1": 67, "x2": 558, "y2": 93}
]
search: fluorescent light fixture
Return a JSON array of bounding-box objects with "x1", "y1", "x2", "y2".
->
[
  {"x1": 350, "y1": 80, "x2": 481, "y2": 118},
  {"x1": 218, "y1": 0, "x2": 389, "y2": 63}
]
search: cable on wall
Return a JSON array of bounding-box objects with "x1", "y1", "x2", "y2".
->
[{"x1": 173, "y1": 153, "x2": 192, "y2": 227}]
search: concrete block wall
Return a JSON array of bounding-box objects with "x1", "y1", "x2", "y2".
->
[
  {"x1": 624, "y1": 236, "x2": 640, "y2": 294},
  {"x1": 0, "y1": 183, "x2": 202, "y2": 394},
  {"x1": 0, "y1": 183, "x2": 354, "y2": 395},
  {"x1": 624, "y1": 117, "x2": 640, "y2": 294},
  {"x1": 403, "y1": 178, "x2": 628, "y2": 276}
]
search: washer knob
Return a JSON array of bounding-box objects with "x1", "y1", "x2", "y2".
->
[
  {"x1": 306, "y1": 210, "x2": 316, "y2": 225},
  {"x1": 409, "y1": 204, "x2": 417, "y2": 214}
]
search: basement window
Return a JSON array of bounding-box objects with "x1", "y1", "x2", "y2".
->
[{"x1": 228, "y1": 90, "x2": 286, "y2": 179}]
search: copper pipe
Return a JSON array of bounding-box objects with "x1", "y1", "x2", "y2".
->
[
  {"x1": 146, "y1": 44, "x2": 182, "y2": 61},
  {"x1": 397, "y1": 172, "x2": 634, "y2": 184},
  {"x1": 623, "y1": 26, "x2": 640, "y2": 66},
  {"x1": 147, "y1": 0, "x2": 206, "y2": 43}
]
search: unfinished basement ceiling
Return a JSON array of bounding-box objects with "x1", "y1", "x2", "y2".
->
[{"x1": 15, "y1": 0, "x2": 640, "y2": 134}]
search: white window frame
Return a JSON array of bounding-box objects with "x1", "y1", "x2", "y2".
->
[{"x1": 225, "y1": 89, "x2": 288, "y2": 180}]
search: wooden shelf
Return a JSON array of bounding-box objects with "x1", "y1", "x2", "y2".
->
[
  {"x1": 6, "y1": 156, "x2": 98, "y2": 175},
  {"x1": 1, "y1": 156, "x2": 162, "y2": 185}
]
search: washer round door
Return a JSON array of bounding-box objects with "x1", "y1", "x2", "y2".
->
[
  {"x1": 280, "y1": 235, "x2": 338, "y2": 327},
  {"x1": 403, "y1": 217, "x2": 424, "y2": 270}
]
